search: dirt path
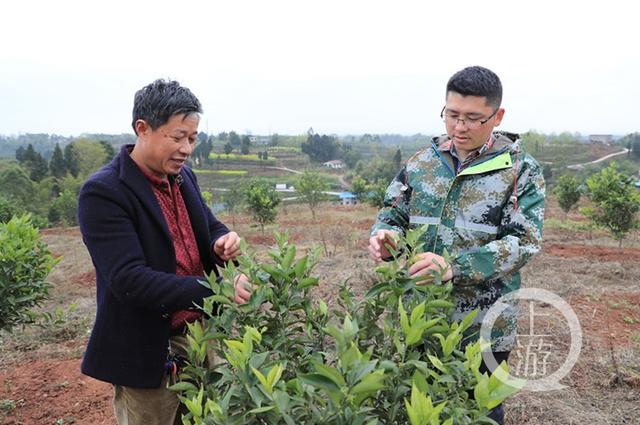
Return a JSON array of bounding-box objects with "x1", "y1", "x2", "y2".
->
[
  {"x1": 263, "y1": 165, "x2": 302, "y2": 174},
  {"x1": 566, "y1": 148, "x2": 629, "y2": 170}
]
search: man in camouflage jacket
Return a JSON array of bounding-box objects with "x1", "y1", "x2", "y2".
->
[{"x1": 369, "y1": 66, "x2": 545, "y2": 424}]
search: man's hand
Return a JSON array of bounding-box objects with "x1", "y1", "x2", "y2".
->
[
  {"x1": 234, "y1": 273, "x2": 252, "y2": 305},
  {"x1": 214, "y1": 231, "x2": 241, "y2": 262},
  {"x1": 368, "y1": 229, "x2": 399, "y2": 262},
  {"x1": 408, "y1": 252, "x2": 453, "y2": 284}
]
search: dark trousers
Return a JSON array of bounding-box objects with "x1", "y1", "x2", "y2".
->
[{"x1": 479, "y1": 351, "x2": 510, "y2": 425}]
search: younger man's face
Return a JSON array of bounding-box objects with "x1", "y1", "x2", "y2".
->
[{"x1": 443, "y1": 92, "x2": 504, "y2": 157}]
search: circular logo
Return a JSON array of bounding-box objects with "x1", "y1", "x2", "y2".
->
[{"x1": 480, "y1": 288, "x2": 582, "y2": 392}]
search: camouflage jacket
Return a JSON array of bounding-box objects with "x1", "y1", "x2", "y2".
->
[{"x1": 371, "y1": 132, "x2": 546, "y2": 351}]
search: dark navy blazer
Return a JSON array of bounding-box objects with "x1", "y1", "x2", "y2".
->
[{"x1": 78, "y1": 145, "x2": 229, "y2": 388}]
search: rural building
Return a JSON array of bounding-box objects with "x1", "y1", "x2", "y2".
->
[
  {"x1": 338, "y1": 191, "x2": 357, "y2": 206},
  {"x1": 323, "y1": 160, "x2": 344, "y2": 169},
  {"x1": 275, "y1": 183, "x2": 295, "y2": 192},
  {"x1": 589, "y1": 134, "x2": 613, "y2": 144}
]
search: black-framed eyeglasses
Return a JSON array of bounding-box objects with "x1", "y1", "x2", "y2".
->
[{"x1": 440, "y1": 106, "x2": 499, "y2": 129}]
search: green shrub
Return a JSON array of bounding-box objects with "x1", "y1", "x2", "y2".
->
[
  {"x1": 48, "y1": 189, "x2": 79, "y2": 227},
  {"x1": 581, "y1": 162, "x2": 640, "y2": 247},
  {"x1": 243, "y1": 179, "x2": 281, "y2": 234},
  {"x1": 174, "y1": 228, "x2": 520, "y2": 424},
  {"x1": 0, "y1": 195, "x2": 24, "y2": 223},
  {"x1": 0, "y1": 215, "x2": 59, "y2": 331},
  {"x1": 553, "y1": 174, "x2": 581, "y2": 217}
]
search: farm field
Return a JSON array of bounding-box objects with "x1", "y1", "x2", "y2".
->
[{"x1": 1, "y1": 198, "x2": 639, "y2": 424}]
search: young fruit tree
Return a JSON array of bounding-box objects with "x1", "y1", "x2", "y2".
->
[
  {"x1": 222, "y1": 185, "x2": 245, "y2": 228},
  {"x1": 0, "y1": 215, "x2": 59, "y2": 331},
  {"x1": 297, "y1": 170, "x2": 328, "y2": 221},
  {"x1": 243, "y1": 179, "x2": 281, "y2": 234},
  {"x1": 172, "y1": 227, "x2": 521, "y2": 425},
  {"x1": 582, "y1": 163, "x2": 640, "y2": 247},
  {"x1": 553, "y1": 174, "x2": 581, "y2": 219}
]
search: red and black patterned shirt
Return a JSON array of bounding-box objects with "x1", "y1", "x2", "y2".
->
[{"x1": 138, "y1": 166, "x2": 205, "y2": 330}]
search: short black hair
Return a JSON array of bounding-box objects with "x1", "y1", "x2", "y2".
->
[
  {"x1": 131, "y1": 79, "x2": 202, "y2": 134},
  {"x1": 446, "y1": 66, "x2": 502, "y2": 108}
]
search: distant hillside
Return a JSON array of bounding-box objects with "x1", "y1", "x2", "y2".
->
[{"x1": 0, "y1": 133, "x2": 135, "y2": 158}]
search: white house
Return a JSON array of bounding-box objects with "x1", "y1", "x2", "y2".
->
[
  {"x1": 275, "y1": 184, "x2": 295, "y2": 192},
  {"x1": 338, "y1": 192, "x2": 357, "y2": 206},
  {"x1": 323, "y1": 160, "x2": 344, "y2": 169}
]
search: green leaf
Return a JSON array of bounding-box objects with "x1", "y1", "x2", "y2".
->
[
  {"x1": 404, "y1": 383, "x2": 433, "y2": 425},
  {"x1": 406, "y1": 324, "x2": 425, "y2": 346},
  {"x1": 442, "y1": 330, "x2": 461, "y2": 357},
  {"x1": 248, "y1": 351, "x2": 269, "y2": 370},
  {"x1": 430, "y1": 401, "x2": 447, "y2": 424},
  {"x1": 209, "y1": 295, "x2": 233, "y2": 304},
  {"x1": 299, "y1": 373, "x2": 341, "y2": 393},
  {"x1": 379, "y1": 360, "x2": 398, "y2": 372},
  {"x1": 486, "y1": 362, "x2": 524, "y2": 409},
  {"x1": 248, "y1": 405, "x2": 275, "y2": 414},
  {"x1": 282, "y1": 245, "x2": 296, "y2": 269},
  {"x1": 297, "y1": 276, "x2": 319, "y2": 289},
  {"x1": 341, "y1": 343, "x2": 363, "y2": 369},
  {"x1": 405, "y1": 399, "x2": 421, "y2": 425},
  {"x1": 266, "y1": 364, "x2": 284, "y2": 391},
  {"x1": 167, "y1": 381, "x2": 198, "y2": 393},
  {"x1": 183, "y1": 387, "x2": 204, "y2": 418},
  {"x1": 399, "y1": 299, "x2": 410, "y2": 335},
  {"x1": 410, "y1": 301, "x2": 427, "y2": 325},
  {"x1": 318, "y1": 299, "x2": 328, "y2": 316},
  {"x1": 313, "y1": 361, "x2": 346, "y2": 387},
  {"x1": 427, "y1": 355, "x2": 448, "y2": 374},
  {"x1": 267, "y1": 248, "x2": 282, "y2": 262},
  {"x1": 474, "y1": 375, "x2": 490, "y2": 409},
  {"x1": 426, "y1": 299, "x2": 454, "y2": 309},
  {"x1": 293, "y1": 255, "x2": 308, "y2": 279},
  {"x1": 261, "y1": 263, "x2": 280, "y2": 276},
  {"x1": 272, "y1": 389, "x2": 290, "y2": 414},
  {"x1": 251, "y1": 367, "x2": 269, "y2": 392},
  {"x1": 351, "y1": 370, "x2": 386, "y2": 395},
  {"x1": 487, "y1": 382, "x2": 521, "y2": 410},
  {"x1": 458, "y1": 309, "x2": 478, "y2": 332},
  {"x1": 411, "y1": 371, "x2": 429, "y2": 394},
  {"x1": 364, "y1": 282, "x2": 390, "y2": 299}
]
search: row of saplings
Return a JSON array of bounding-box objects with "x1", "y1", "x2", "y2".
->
[{"x1": 173, "y1": 228, "x2": 519, "y2": 425}]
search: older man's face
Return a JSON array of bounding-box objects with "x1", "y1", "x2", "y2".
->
[{"x1": 133, "y1": 113, "x2": 199, "y2": 179}]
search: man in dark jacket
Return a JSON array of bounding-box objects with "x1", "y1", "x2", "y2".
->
[{"x1": 78, "y1": 79, "x2": 252, "y2": 425}]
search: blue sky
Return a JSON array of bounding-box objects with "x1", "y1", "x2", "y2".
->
[{"x1": 1, "y1": 0, "x2": 637, "y2": 137}]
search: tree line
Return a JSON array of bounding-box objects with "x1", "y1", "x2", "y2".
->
[{"x1": 0, "y1": 139, "x2": 115, "y2": 227}]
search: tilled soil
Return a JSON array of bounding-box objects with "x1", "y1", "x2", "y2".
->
[{"x1": 1, "y1": 203, "x2": 639, "y2": 424}]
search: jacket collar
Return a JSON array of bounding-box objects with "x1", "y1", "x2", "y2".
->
[
  {"x1": 116, "y1": 144, "x2": 172, "y2": 239},
  {"x1": 433, "y1": 131, "x2": 519, "y2": 159}
]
